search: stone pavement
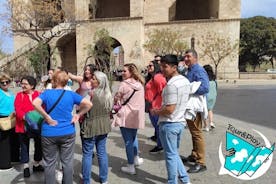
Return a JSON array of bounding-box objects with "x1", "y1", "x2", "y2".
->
[{"x1": 1, "y1": 80, "x2": 276, "y2": 184}]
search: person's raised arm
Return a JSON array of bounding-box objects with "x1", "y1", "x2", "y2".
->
[{"x1": 68, "y1": 72, "x2": 83, "y2": 84}]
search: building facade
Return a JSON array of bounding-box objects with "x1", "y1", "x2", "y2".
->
[{"x1": 9, "y1": 0, "x2": 240, "y2": 79}]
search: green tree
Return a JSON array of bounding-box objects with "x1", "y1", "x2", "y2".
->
[
  {"x1": 28, "y1": 43, "x2": 50, "y2": 78},
  {"x1": 0, "y1": 0, "x2": 74, "y2": 76},
  {"x1": 197, "y1": 32, "x2": 238, "y2": 76},
  {"x1": 85, "y1": 28, "x2": 115, "y2": 80},
  {"x1": 143, "y1": 28, "x2": 188, "y2": 56},
  {"x1": 240, "y1": 16, "x2": 276, "y2": 71}
]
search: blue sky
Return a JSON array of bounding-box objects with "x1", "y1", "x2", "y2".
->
[
  {"x1": 241, "y1": 0, "x2": 276, "y2": 18},
  {"x1": 0, "y1": 0, "x2": 276, "y2": 54}
]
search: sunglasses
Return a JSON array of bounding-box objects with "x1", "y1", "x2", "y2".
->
[
  {"x1": 0, "y1": 80, "x2": 11, "y2": 85},
  {"x1": 147, "y1": 64, "x2": 154, "y2": 68}
]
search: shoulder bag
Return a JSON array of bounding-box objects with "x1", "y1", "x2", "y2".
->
[
  {"x1": 112, "y1": 89, "x2": 137, "y2": 114},
  {"x1": 0, "y1": 114, "x2": 16, "y2": 131},
  {"x1": 25, "y1": 90, "x2": 66, "y2": 134}
]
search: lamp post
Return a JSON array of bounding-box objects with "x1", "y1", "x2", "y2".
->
[{"x1": 191, "y1": 36, "x2": 195, "y2": 49}]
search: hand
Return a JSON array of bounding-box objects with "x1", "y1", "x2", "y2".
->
[
  {"x1": 45, "y1": 117, "x2": 58, "y2": 126},
  {"x1": 71, "y1": 114, "x2": 80, "y2": 124},
  {"x1": 150, "y1": 109, "x2": 158, "y2": 116}
]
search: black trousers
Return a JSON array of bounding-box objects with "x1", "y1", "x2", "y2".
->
[
  {"x1": 0, "y1": 128, "x2": 20, "y2": 169},
  {"x1": 0, "y1": 129, "x2": 12, "y2": 169},
  {"x1": 10, "y1": 128, "x2": 20, "y2": 162}
]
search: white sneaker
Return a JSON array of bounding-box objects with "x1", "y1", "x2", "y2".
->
[
  {"x1": 101, "y1": 182, "x2": 108, "y2": 184},
  {"x1": 55, "y1": 169, "x2": 63, "y2": 183},
  {"x1": 134, "y1": 156, "x2": 144, "y2": 166},
  {"x1": 121, "y1": 164, "x2": 136, "y2": 175},
  {"x1": 210, "y1": 122, "x2": 216, "y2": 129},
  {"x1": 202, "y1": 127, "x2": 209, "y2": 132}
]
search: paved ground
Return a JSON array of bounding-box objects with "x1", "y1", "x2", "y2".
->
[{"x1": 1, "y1": 80, "x2": 276, "y2": 184}]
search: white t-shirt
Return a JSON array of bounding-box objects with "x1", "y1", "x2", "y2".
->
[
  {"x1": 159, "y1": 75, "x2": 190, "y2": 123},
  {"x1": 46, "y1": 83, "x2": 72, "y2": 91}
]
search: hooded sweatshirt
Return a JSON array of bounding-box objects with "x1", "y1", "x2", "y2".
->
[{"x1": 112, "y1": 78, "x2": 145, "y2": 129}]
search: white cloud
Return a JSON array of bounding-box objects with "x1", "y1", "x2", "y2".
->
[
  {"x1": 232, "y1": 139, "x2": 239, "y2": 145},
  {"x1": 231, "y1": 149, "x2": 248, "y2": 163},
  {"x1": 252, "y1": 154, "x2": 269, "y2": 167}
]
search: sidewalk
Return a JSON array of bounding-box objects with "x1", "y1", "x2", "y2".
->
[
  {"x1": 2, "y1": 82, "x2": 276, "y2": 184},
  {"x1": 217, "y1": 79, "x2": 276, "y2": 87},
  {"x1": 1, "y1": 113, "x2": 275, "y2": 184}
]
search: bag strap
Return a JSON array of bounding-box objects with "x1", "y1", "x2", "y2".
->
[
  {"x1": 47, "y1": 90, "x2": 66, "y2": 114},
  {"x1": 122, "y1": 89, "x2": 137, "y2": 106},
  {"x1": 151, "y1": 75, "x2": 159, "y2": 101},
  {"x1": 152, "y1": 93, "x2": 158, "y2": 101}
]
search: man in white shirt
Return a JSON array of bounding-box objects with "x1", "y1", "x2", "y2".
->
[{"x1": 150, "y1": 55, "x2": 191, "y2": 184}]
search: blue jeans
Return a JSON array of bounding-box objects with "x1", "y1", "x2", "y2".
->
[
  {"x1": 81, "y1": 134, "x2": 108, "y2": 184},
  {"x1": 159, "y1": 122, "x2": 190, "y2": 184},
  {"x1": 120, "y1": 127, "x2": 138, "y2": 164},
  {"x1": 149, "y1": 113, "x2": 162, "y2": 148}
]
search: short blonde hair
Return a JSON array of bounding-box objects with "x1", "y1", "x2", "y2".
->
[
  {"x1": 0, "y1": 72, "x2": 11, "y2": 81},
  {"x1": 52, "y1": 71, "x2": 69, "y2": 87}
]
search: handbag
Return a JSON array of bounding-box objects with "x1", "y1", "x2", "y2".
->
[
  {"x1": 111, "y1": 89, "x2": 137, "y2": 114},
  {"x1": 0, "y1": 114, "x2": 16, "y2": 131},
  {"x1": 145, "y1": 93, "x2": 158, "y2": 113},
  {"x1": 24, "y1": 110, "x2": 44, "y2": 134},
  {"x1": 25, "y1": 90, "x2": 66, "y2": 134}
]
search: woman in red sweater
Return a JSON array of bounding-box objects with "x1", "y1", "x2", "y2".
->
[
  {"x1": 14, "y1": 76, "x2": 44, "y2": 178},
  {"x1": 145, "y1": 60, "x2": 167, "y2": 154}
]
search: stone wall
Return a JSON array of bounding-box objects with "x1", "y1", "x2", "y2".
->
[
  {"x1": 219, "y1": 0, "x2": 240, "y2": 19},
  {"x1": 76, "y1": 17, "x2": 145, "y2": 74},
  {"x1": 7, "y1": 0, "x2": 241, "y2": 79},
  {"x1": 144, "y1": 19, "x2": 240, "y2": 79}
]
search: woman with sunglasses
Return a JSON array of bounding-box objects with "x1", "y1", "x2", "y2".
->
[
  {"x1": 145, "y1": 60, "x2": 167, "y2": 154},
  {"x1": 0, "y1": 73, "x2": 20, "y2": 170},
  {"x1": 112, "y1": 63, "x2": 145, "y2": 175}
]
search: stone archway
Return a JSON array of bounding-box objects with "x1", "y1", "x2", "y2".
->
[
  {"x1": 88, "y1": 37, "x2": 124, "y2": 73},
  {"x1": 56, "y1": 32, "x2": 77, "y2": 73}
]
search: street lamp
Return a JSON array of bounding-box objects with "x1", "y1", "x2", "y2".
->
[{"x1": 191, "y1": 37, "x2": 195, "y2": 49}]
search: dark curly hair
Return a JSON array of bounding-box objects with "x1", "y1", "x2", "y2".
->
[
  {"x1": 145, "y1": 60, "x2": 161, "y2": 84},
  {"x1": 203, "y1": 65, "x2": 216, "y2": 81}
]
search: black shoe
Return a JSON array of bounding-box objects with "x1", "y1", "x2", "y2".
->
[
  {"x1": 24, "y1": 168, "x2": 30, "y2": 177},
  {"x1": 181, "y1": 155, "x2": 196, "y2": 164},
  {"x1": 149, "y1": 135, "x2": 157, "y2": 142},
  {"x1": 149, "y1": 146, "x2": 163, "y2": 154},
  {"x1": 187, "y1": 163, "x2": 207, "y2": 173},
  {"x1": 33, "y1": 165, "x2": 44, "y2": 172}
]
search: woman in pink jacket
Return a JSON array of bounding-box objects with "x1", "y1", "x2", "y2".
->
[{"x1": 112, "y1": 63, "x2": 145, "y2": 175}]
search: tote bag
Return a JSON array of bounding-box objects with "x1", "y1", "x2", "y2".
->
[
  {"x1": 25, "y1": 110, "x2": 44, "y2": 134},
  {"x1": 0, "y1": 114, "x2": 16, "y2": 131}
]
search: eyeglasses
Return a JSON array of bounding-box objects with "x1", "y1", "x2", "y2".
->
[
  {"x1": 20, "y1": 82, "x2": 30, "y2": 86},
  {"x1": 0, "y1": 80, "x2": 11, "y2": 85},
  {"x1": 147, "y1": 65, "x2": 154, "y2": 68}
]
